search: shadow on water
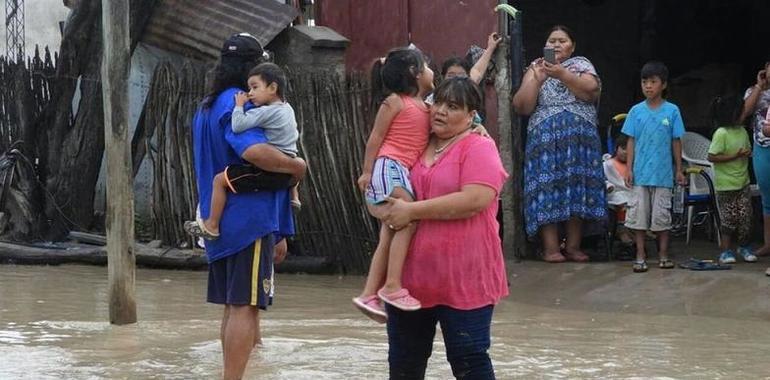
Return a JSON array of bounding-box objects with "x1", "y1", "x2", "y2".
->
[{"x1": 1, "y1": 264, "x2": 770, "y2": 379}]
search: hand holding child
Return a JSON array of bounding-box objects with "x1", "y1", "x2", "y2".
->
[
  {"x1": 383, "y1": 196, "x2": 413, "y2": 230},
  {"x1": 235, "y1": 91, "x2": 249, "y2": 107}
]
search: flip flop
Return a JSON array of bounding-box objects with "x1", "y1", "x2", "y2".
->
[
  {"x1": 352, "y1": 295, "x2": 387, "y2": 324},
  {"x1": 678, "y1": 258, "x2": 731, "y2": 271},
  {"x1": 378, "y1": 288, "x2": 421, "y2": 311},
  {"x1": 183, "y1": 220, "x2": 219, "y2": 240},
  {"x1": 659, "y1": 259, "x2": 675, "y2": 269}
]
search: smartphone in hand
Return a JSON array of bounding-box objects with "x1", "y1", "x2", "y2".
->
[{"x1": 543, "y1": 47, "x2": 556, "y2": 64}]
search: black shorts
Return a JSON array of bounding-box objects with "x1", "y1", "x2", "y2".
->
[
  {"x1": 223, "y1": 164, "x2": 295, "y2": 194},
  {"x1": 207, "y1": 235, "x2": 275, "y2": 308}
]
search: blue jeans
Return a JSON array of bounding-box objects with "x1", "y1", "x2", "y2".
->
[
  {"x1": 754, "y1": 143, "x2": 770, "y2": 215},
  {"x1": 386, "y1": 304, "x2": 495, "y2": 380}
]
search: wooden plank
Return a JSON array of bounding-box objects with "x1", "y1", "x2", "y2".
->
[
  {"x1": 102, "y1": 0, "x2": 137, "y2": 325},
  {"x1": 68, "y1": 231, "x2": 107, "y2": 246}
]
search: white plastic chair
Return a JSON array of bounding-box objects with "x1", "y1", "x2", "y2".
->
[{"x1": 680, "y1": 131, "x2": 721, "y2": 245}]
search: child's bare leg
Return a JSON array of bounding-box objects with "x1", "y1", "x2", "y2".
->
[
  {"x1": 380, "y1": 187, "x2": 415, "y2": 293},
  {"x1": 253, "y1": 310, "x2": 262, "y2": 347},
  {"x1": 720, "y1": 230, "x2": 734, "y2": 252},
  {"x1": 656, "y1": 230, "x2": 670, "y2": 261},
  {"x1": 205, "y1": 172, "x2": 229, "y2": 234},
  {"x1": 359, "y1": 224, "x2": 395, "y2": 297},
  {"x1": 633, "y1": 229, "x2": 647, "y2": 262},
  {"x1": 382, "y1": 223, "x2": 417, "y2": 294}
]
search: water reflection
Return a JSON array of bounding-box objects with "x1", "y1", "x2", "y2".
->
[{"x1": 1, "y1": 264, "x2": 769, "y2": 379}]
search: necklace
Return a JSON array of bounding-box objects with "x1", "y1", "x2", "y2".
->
[{"x1": 434, "y1": 127, "x2": 471, "y2": 154}]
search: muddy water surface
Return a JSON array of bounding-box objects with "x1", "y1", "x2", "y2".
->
[{"x1": 1, "y1": 264, "x2": 769, "y2": 379}]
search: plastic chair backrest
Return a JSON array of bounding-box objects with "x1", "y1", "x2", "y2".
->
[
  {"x1": 606, "y1": 113, "x2": 627, "y2": 154},
  {"x1": 681, "y1": 132, "x2": 715, "y2": 196}
]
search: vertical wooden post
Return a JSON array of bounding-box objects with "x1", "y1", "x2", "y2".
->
[
  {"x1": 495, "y1": 1, "x2": 515, "y2": 259},
  {"x1": 508, "y1": 9, "x2": 527, "y2": 259},
  {"x1": 101, "y1": 0, "x2": 137, "y2": 325}
]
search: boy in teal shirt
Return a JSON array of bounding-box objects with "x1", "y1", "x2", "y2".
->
[
  {"x1": 707, "y1": 95, "x2": 757, "y2": 264},
  {"x1": 622, "y1": 61, "x2": 687, "y2": 273}
]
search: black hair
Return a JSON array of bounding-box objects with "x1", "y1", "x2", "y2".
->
[
  {"x1": 710, "y1": 94, "x2": 744, "y2": 128},
  {"x1": 441, "y1": 56, "x2": 471, "y2": 78},
  {"x1": 547, "y1": 25, "x2": 576, "y2": 44},
  {"x1": 433, "y1": 76, "x2": 483, "y2": 113},
  {"x1": 249, "y1": 62, "x2": 287, "y2": 100},
  {"x1": 370, "y1": 47, "x2": 427, "y2": 105},
  {"x1": 641, "y1": 61, "x2": 669, "y2": 83},
  {"x1": 202, "y1": 55, "x2": 264, "y2": 109},
  {"x1": 614, "y1": 134, "x2": 628, "y2": 151}
]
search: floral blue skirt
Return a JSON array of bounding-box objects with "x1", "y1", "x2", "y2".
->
[{"x1": 524, "y1": 111, "x2": 606, "y2": 236}]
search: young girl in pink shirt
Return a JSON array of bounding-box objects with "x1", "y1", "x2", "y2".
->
[{"x1": 353, "y1": 47, "x2": 434, "y2": 321}]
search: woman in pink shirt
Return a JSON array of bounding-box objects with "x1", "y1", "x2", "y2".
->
[{"x1": 383, "y1": 77, "x2": 509, "y2": 379}]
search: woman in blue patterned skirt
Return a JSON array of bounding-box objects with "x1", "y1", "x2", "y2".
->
[{"x1": 513, "y1": 25, "x2": 605, "y2": 263}]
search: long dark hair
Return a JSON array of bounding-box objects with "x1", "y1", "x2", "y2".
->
[
  {"x1": 370, "y1": 47, "x2": 426, "y2": 106},
  {"x1": 201, "y1": 55, "x2": 263, "y2": 109}
]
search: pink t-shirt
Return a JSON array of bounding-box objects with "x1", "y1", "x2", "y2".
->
[
  {"x1": 377, "y1": 95, "x2": 431, "y2": 169},
  {"x1": 402, "y1": 134, "x2": 509, "y2": 310}
]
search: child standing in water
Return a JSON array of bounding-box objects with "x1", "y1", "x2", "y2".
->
[
  {"x1": 707, "y1": 95, "x2": 757, "y2": 264},
  {"x1": 185, "y1": 62, "x2": 301, "y2": 239},
  {"x1": 353, "y1": 47, "x2": 434, "y2": 322},
  {"x1": 622, "y1": 61, "x2": 687, "y2": 272}
]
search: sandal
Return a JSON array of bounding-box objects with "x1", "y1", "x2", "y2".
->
[
  {"x1": 183, "y1": 220, "x2": 219, "y2": 240},
  {"x1": 377, "y1": 288, "x2": 421, "y2": 311},
  {"x1": 632, "y1": 260, "x2": 648, "y2": 273},
  {"x1": 679, "y1": 258, "x2": 731, "y2": 271},
  {"x1": 659, "y1": 259, "x2": 675, "y2": 269},
  {"x1": 352, "y1": 295, "x2": 387, "y2": 323},
  {"x1": 290, "y1": 199, "x2": 302, "y2": 211},
  {"x1": 543, "y1": 251, "x2": 566, "y2": 263}
]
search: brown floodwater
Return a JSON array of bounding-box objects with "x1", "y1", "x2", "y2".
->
[{"x1": 1, "y1": 264, "x2": 769, "y2": 379}]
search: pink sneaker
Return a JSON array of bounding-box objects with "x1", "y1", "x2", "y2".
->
[
  {"x1": 352, "y1": 295, "x2": 387, "y2": 323},
  {"x1": 377, "y1": 288, "x2": 421, "y2": 311}
]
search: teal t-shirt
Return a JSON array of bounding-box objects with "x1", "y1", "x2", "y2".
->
[
  {"x1": 621, "y1": 100, "x2": 685, "y2": 188},
  {"x1": 708, "y1": 126, "x2": 751, "y2": 191}
]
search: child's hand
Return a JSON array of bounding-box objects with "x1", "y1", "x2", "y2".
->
[
  {"x1": 762, "y1": 120, "x2": 770, "y2": 137},
  {"x1": 624, "y1": 171, "x2": 633, "y2": 188},
  {"x1": 357, "y1": 173, "x2": 371, "y2": 192},
  {"x1": 471, "y1": 124, "x2": 491, "y2": 138},
  {"x1": 737, "y1": 147, "x2": 752, "y2": 158},
  {"x1": 486, "y1": 32, "x2": 502, "y2": 51},
  {"x1": 676, "y1": 171, "x2": 687, "y2": 186},
  {"x1": 235, "y1": 91, "x2": 249, "y2": 107}
]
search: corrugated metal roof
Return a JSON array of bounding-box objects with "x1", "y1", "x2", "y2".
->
[{"x1": 142, "y1": 0, "x2": 298, "y2": 62}]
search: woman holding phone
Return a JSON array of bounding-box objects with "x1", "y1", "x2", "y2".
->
[
  {"x1": 512, "y1": 25, "x2": 604, "y2": 263},
  {"x1": 739, "y1": 60, "x2": 770, "y2": 259}
]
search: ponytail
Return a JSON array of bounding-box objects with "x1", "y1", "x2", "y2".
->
[
  {"x1": 370, "y1": 57, "x2": 389, "y2": 108},
  {"x1": 369, "y1": 47, "x2": 426, "y2": 108}
]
